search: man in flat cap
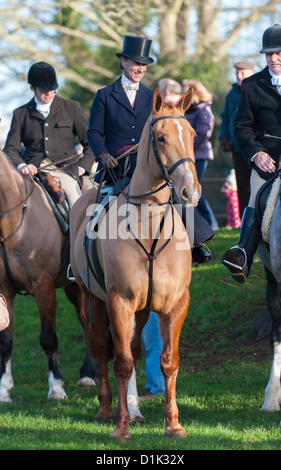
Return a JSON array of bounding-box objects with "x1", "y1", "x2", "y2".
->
[
  {"x1": 4, "y1": 62, "x2": 94, "y2": 207},
  {"x1": 222, "y1": 24, "x2": 281, "y2": 283},
  {"x1": 219, "y1": 60, "x2": 255, "y2": 218}
]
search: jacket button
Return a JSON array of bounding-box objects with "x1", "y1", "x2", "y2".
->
[
  {"x1": 131, "y1": 138, "x2": 136, "y2": 142},
  {"x1": 131, "y1": 125, "x2": 136, "y2": 128}
]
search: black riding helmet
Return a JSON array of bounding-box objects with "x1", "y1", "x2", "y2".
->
[
  {"x1": 260, "y1": 24, "x2": 281, "y2": 53},
  {"x1": 27, "y1": 62, "x2": 58, "y2": 92}
]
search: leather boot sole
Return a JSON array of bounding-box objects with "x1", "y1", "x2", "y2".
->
[{"x1": 222, "y1": 248, "x2": 247, "y2": 284}]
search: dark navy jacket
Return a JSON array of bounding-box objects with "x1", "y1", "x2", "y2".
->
[{"x1": 87, "y1": 77, "x2": 153, "y2": 180}]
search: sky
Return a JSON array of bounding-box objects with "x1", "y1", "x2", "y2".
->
[{"x1": 0, "y1": 0, "x2": 280, "y2": 146}]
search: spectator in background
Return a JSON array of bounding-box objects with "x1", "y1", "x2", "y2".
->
[
  {"x1": 183, "y1": 79, "x2": 219, "y2": 231},
  {"x1": 221, "y1": 169, "x2": 241, "y2": 229},
  {"x1": 219, "y1": 61, "x2": 255, "y2": 218},
  {"x1": 158, "y1": 78, "x2": 183, "y2": 105}
]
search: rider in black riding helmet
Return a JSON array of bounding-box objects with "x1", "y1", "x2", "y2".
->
[
  {"x1": 222, "y1": 24, "x2": 281, "y2": 282},
  {"x1": 4, "y1": 62, "x2": 94, "y2": 207}
]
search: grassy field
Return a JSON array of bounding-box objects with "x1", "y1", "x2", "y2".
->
[{"x1": 0, "y1": 228, "x2": 279, "y2": 451}]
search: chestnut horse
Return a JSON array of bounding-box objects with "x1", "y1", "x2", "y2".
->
[
  {"x1": 0, "y1": 149, "x2": 96, "y2": 402},
  {"x1": 70, "y1": 88, "x2": 201, "y2": 442}
]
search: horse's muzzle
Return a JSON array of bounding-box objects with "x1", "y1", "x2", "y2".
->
[{"x1": 180, "y1": 186, "x2": 201, "y2": 206}]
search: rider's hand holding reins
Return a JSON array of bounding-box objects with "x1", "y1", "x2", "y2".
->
[
  {"x1": 17, "y1": 163, "x2": 38, "y2": 176},
  {"x1": 99, "y1": 151, "x2": 118, "y2": 169},
  {"x1": 252, "y1": 151, "x2": 276, "y2": 173}
]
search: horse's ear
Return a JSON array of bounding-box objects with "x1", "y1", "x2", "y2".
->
[
  {"x1": 153, "y1": 88, "x2": 164, "y2": 113},
  {"x1": 177, "y1": 86, "x2": 193, "y2": 113}
]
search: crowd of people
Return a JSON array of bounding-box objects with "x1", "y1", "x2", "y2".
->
[{"x1": 1, "y1": 24, "x2": 281, "y2": 396}]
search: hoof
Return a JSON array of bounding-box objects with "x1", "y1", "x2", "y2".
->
[
  {"x1": 77, "y1": 377, "x2": 96, "y2": 387},
  {"x1": 129, "y1": 416, "x2": 145, "y2": 426},
  {"x1": 0, "y1": 394, "x2": 12, "y2": 403},
  {"x1": 48, "y1": 373, "x2": 67, "y2": 400},
  {"x1": 48, "y1": 389, "x2": 67, "y2": 401},
  {"x1": 165, "y1": 426, "x2": 186, "y2": 439},
  {"x1": 260, "y1": 403, "x2": 280, "y2": 413},
  {"x1": 110, "y1": 429, "x2": 131, "y2": 442},
  {"x1": 96, "y1": 413, "x2": 114, "y2": 424}
]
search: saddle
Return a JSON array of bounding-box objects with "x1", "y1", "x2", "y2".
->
[
  {"x1": 256, "y1": 171, "x2": 281, "y2": 244},
  {"x1": 34, "y1": 174, "x2": 69, "y2": 235}
]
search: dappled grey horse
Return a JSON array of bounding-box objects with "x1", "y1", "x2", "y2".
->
[{"x1": 258, "y1": 172, "x2": 281, "y2": 414}]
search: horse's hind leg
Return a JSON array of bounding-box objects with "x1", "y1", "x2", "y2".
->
[
  {"x1": 127, "y1": 310, "x2": 149, "y2": 425},
  {"x1": 90, "y1": 294, "x2": 114, "y2": 423},
  {"x1": 63, "y1": 283, "x2": 98, "y2": 387},
  {"x1": 0, "y1": 292, "x2": 14, "y2": 402},
  {"x1": 35, "y1": 273, "x2": 66, "y2": 400},
  {"x1": 159, "y1": 288, "x2": 189, "y2": 439},
  {"x1": 261, "y1": 268, "x2": 281, "y2": 413}
]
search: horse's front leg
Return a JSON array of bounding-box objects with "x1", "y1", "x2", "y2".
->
[
  {"x1": 107, "y1": 288, "x2": 135, "y2": 442},
  {"x1": 159, "y1": 288, "x2": 189, "y2": 439},
  {"x1": 0, "y1": 291, "x2": 14, "y2": 402},
  {"x1": 261, "y1": 269, "x2": 281, "y2": 412},
  {"x1": 35, "y1": 273, "x2": 66, "y2": 400}
]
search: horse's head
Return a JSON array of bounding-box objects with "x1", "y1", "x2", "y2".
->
[{"x1": 150, "y1": 88, "x2": 201, "y2": 206}]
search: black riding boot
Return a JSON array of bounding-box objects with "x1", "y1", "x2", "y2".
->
[
  {"x1": 222, "y1": 207, "x2": 261, "y2": 283},
  {"x1": 180, "y1": 207, "x2": 214, "y2": 264}
]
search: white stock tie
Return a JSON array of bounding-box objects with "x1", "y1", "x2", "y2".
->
[
  {"x1": 123, "y1": 83, "x2": 139, "y2": 105},
  {"x1": 36, "y1": 102, "x2": 51, "y2": 119},
  {"x1": 271, "y1": 75, "x2": 281, "y2": 94}
]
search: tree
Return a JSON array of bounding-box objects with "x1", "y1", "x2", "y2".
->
[{"x1": 0, "y1": 0, "x2": 280, "y2": 96}]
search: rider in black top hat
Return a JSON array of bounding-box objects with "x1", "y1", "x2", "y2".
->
[{"x1": 87, "y1": 34, "x2": 214, "y2": 263}]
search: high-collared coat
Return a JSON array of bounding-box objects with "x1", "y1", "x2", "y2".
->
[
  {"x1": 234, "y1": 66, "x2": 281, "y2": 180},
  {"x1": 4, "y1": 95, "x2": 94, "y2": 180},
  {"x1": 87, "y1": 77, "x2": 153, "y2": 179}
]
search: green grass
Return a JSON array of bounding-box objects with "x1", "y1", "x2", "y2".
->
[{"x1": 0, "y1": 228, "x2": 279, "y2": 450}]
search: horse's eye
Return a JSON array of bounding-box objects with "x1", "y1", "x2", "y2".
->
[{"x1": 158, "y1": 135, "x2": 165, "y2": 144}]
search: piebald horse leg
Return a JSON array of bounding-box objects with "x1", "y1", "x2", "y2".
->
[
  {"x1": 90, "y1": 294, "x2": 114, "y2": 423},
  {"x1": 35, "y1": 273, "x2": 66, "y2": 400},
  {"x1": 261, "y1": 269, "x2": 281, "y2": 412},
  {"x1": 107, "y1": 289, "x2": 135, "y2": 442},
  {"x1": 159, "y1": 288, "x2": 189, "y2": 439},
  {"x1": 63, "y1": 283, "x2": 97, "y2": 387},
  {"x1": 0, "y1": 292, "x2": 14, "y2": 402}
]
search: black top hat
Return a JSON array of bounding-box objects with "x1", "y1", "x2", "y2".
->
[
  {"x1": 260, "y1": 24, "x2": 281, "y2": 53},
  {"x1": 116, "y1": 35, "x2": 154, "y2": 65},
  {"x1": 28, "y1": 62, "x2": 58, "y2": 92}
]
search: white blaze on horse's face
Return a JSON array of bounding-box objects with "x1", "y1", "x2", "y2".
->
[
  {"x1": 174, "y1": 120, "x2": 185, "y2": 152},
  {"x1": 171, "y1": 118, "x2": 201, "y2": 207}
]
